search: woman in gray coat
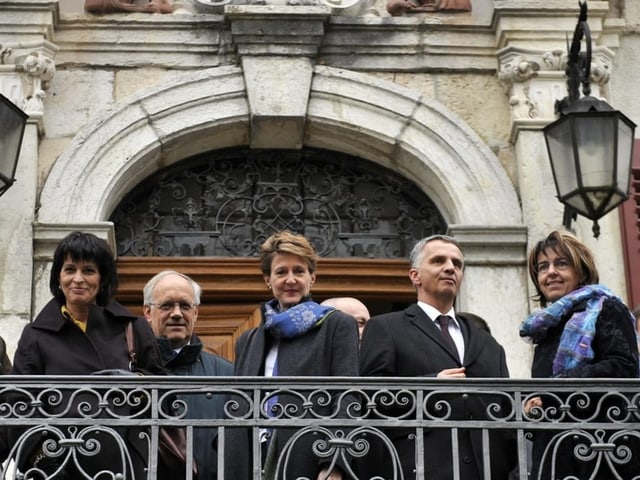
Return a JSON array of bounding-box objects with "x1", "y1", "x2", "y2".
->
[{"x1": 224, "y1": 230, "x2": 360, "y2": 480}]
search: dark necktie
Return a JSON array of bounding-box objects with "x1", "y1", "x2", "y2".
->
[{"x1": 436, "y1": 315, "x2": 458, "y2": 358}]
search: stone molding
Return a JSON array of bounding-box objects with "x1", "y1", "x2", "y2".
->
[
  {"x1": 33, "y1": 222, "x2": 116, "y2": 261},
  {"x1": 36, "y1": 65, "x2": 521, "y2": 227},
  {"x1": 498, "y1": 46, "x2": 613, "y2": 94},
  {"x1": 227, "y1": 5, "x2": 330, "y2": 56},
  {"x1": 0, "y1": 0, "x2": 622, "y2": 73},
  {"x1": 448, "y1": 224, "x2": 528, "y2": 266},
  {"x1": 497, "y1": 45, "x2": 615, "y2": 142},
  {"x1": 493, "y1": 0, "x2": 611, "y2": 50}
]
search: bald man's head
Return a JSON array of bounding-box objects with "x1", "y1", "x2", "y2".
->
[{"x1": 322, "y1": 297, "x2": 370, "y2": 340}]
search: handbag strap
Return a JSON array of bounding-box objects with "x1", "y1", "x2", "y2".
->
[{"x1": 125, "y1": 322, "x2": 137, "y2": 371}]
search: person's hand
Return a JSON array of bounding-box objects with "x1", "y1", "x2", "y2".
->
[
  {"x1": 32, "y1": 452, "x2": 70, "y2": 480},
  {"x1": 318, "y1": 467, "x2": 342, "y2": 480},
  {"x1": 524, "y1": 396, "x2": 543, "y2": 417},
  {"x1": 436, "y1": 367, "x2": 466, "y2": 378}
]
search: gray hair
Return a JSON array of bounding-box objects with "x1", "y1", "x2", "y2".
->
[
  {"x1": 143, "y1": 270, "x2": 202, "y2": 306},
  {"x1": 409, "y1": 234, "x2": 462, "y2": 269}
]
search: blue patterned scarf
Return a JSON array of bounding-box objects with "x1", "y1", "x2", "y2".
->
[
  {"x1": 520, "y1": 284, "x2": 634, "y2": 376},
  {"x1": 263, "y1": 299, "x2": 335, "y2": 338}
]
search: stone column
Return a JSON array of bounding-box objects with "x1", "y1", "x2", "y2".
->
[
  {"x1": 0, "y1": 0, "x2": 58, "y2": 358},
  {"x1": 449, "y1": 225, "x2": 530, "y2": 378},
  {"x1": 495, "y1": 0, "x2": 627, "y2": 303}
]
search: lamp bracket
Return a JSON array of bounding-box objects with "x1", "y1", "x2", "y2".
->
[{"x1": 556, "y1": 0, "x2": 593, "y2": 116}]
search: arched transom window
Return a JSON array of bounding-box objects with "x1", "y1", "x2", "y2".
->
[{"x1": 110, "y1": 148, "x2": 447, "y2": 258}]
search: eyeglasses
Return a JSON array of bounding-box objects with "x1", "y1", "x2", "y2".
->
[
  {"x1": 148, "y1": 302, "x2": 196, "y2": 313},
  {"x1": 535, "y1": 258, "x2": 571, "y2": 274}
]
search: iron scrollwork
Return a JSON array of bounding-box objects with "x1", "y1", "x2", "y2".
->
[{"x1": 110, "y1": 148, "x2": 447, "y2": 258}]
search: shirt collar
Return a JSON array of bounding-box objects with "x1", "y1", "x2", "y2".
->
[{"x1": 417, "y1": 301, "x2": 459, "y2": 328}]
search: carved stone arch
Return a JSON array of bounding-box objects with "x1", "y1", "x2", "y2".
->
[
  {"x1": 35, "y1": 65, "x2": 527, "y2": 367},
  {"x1": 37, "y1": 65, "x2": 521, "y2": 226}
]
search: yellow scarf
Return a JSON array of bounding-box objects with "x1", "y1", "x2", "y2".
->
[{"x1": 61, "y1": 305, "x2": 87, "y2": 333}]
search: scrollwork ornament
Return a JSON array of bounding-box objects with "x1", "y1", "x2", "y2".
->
[
  {"x1": 13, "y1": 50, "x2": 56, "y2": 115},
  {"x1": 369, "y1": 389, "x2": 415, "y2": 419},
  {"x1": 542, "y1": 48, "x2": 566, "y2": 71},
  {"x1": 508, "y1": 89, "x2": 538, "y2": 120},
  {"x1": 0, "y1": 44, "x2": 13, "y2": 64},
  {"x1": 223, "y1": 390, "x2": 253, "y2": 420},
  {"x1": 21, "y1": 52, "x2": 55, "y2": 83},
  {"x1": 589, "y1": 57, "x2": 610, "y2": 86},
  {"x1": 499, "y1": 58, "x2": 540, "y2": 84}
]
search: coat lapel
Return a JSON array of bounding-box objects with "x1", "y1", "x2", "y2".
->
[
  {"x1": 238, "y1": 326, "x2": 269, "y2": 376},
  {"x1": 457, "y1": 316, "x2": 480, "y2": 364},
  {"x1": 407, "y1": 304, "x2": 460, "y2": 362}
]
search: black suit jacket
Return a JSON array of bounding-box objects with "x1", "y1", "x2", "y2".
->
[{"x1": 359, "y1": 304, "x2": 515, "y2": 480}]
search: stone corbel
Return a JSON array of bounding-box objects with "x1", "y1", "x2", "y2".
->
[
  {"x1": 497, "y1": 45, "x2": 614, "y2": 139},
  {"x1": 498, "y1": 47, "x2": 562, "y2": 123},
  {"x1": 0, "y1": 40, "x2": 58, "y2": 131}
]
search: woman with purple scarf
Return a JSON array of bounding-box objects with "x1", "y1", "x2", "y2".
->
[
  {"x1": 224, "y1": 230, "x2": 360, "y2": 480},
  {"x1": 520, "y1": 230, "x2": 639, "y2": 480}
]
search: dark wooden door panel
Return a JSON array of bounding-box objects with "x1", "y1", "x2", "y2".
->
[{"x1": 116, "y1": 257, "x2": 414, "y2": 363}]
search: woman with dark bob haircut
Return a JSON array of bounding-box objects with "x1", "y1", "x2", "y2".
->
[
  {"x1": 8, "y1": 231, "x2": 165, "y2": 478},
  {"x1": 49, "y1": 231, "x2": 119, "y2": 307},
  {"x1": 520, "y1": 230, "x2": 639, "y2": 480}
]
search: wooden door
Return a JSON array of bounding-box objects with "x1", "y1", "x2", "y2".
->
[{"x1": 115, "y1": 257, "x2": 415, "y2": 363}]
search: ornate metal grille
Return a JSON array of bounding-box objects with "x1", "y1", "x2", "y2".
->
[{"x1": 110, "y1": 148, "x2": 447, "y2": 257}]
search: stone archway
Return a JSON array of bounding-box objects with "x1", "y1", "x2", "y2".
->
[
  {"x1": 37, "y1": 65, "x2": 520, "y2": 226},
  {"x1": 35, "y1": 65, "x2": 528, "y2": 371}
]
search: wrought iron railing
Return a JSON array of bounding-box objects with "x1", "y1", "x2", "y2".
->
[{"x1": 1, "y1": 376, "x2": 639, "y2": 480}]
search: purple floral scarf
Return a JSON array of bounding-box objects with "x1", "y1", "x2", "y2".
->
[{"x1": 520, "y1": 284, "x2": 634, "y2": 376}]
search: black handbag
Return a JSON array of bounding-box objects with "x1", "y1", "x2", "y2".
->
[{"x1": 125, "y1": 323, "x2": 198, "y2": 479}]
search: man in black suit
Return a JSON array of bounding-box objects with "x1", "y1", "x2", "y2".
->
[{"x1": 359, "y1": 234, "x2": 515, "y2": 479}]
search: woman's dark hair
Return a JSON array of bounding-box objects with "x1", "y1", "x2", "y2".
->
[
  {"x1": 50, "y1": 231, "x2": 118, "y2": 307},
  {"x1": 527, "y1": 230, "x2": 598, "y2": 307}
]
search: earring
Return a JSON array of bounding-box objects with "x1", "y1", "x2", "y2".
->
[{"x1": 267, "y1": 284, "x2": 272, "y2": 290}]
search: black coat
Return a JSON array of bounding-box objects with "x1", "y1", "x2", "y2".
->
[
  {"x1": 529, "y1": 297, "x2": 639, "y2": 480},
  {"x1": 8, "y1": 297, "x2": 165, "y2": 478},
  {"x1": 359, "y1": 304, "x2": 516, "y2": 480},
  {"x1": 0, "y1": 336, "x2": 10, "y2": 375},
  {"x1": 224, "y1": 304, "x2": 360, "y2": 480},
  {"x1": 159, "y1": 334, "x2": 234, "y2": 480},
  {"x1": 13, "y1": 298, "x2": 164, "y2": 375}
]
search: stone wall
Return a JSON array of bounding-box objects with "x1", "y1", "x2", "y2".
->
[{"x1": 0, "y1": 0, "x2": 637, "y2": 378}]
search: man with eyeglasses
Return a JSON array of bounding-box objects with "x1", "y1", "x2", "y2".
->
[{"x1": 143, "y1": 270, "x2": 233, "y2": 480}]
